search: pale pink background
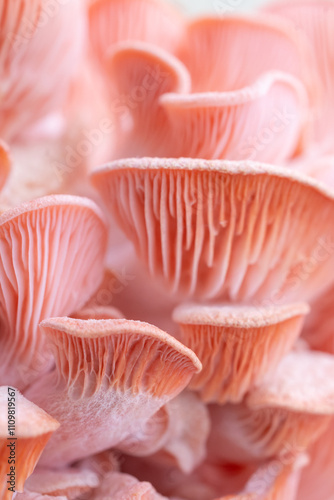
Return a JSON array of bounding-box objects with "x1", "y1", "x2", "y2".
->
[{"x1": 167, "y1": 0, "x2": 270, "y2": 16}]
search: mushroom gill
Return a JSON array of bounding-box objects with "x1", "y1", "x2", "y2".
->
[
  {"x1": 0, "y1": 196, "x2": 107, "y2": 390},
  {"x1": 25, "y1": 317, "x2": 201, "y2": 466}
]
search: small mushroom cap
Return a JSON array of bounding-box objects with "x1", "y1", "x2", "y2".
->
[
  {"x1": 160, "y1": 71, "x2": 308, "y2": 163},
  {"x1": 40, "y1": 317, "x2": 201, "y2": 396},
  {"x1": 173, "y1": 302, "x2": 309, "y2": 328},
  {"x1": 0, "y1": 387, "x2": 59, "y2": 437},
  {"x1": 0, "y1": 387, "x2": 59, "y2": 498},
  {"x1": 25, "y1": 317, "x2": 200, "y2": 466},
  {"x1": 208, "y1": 350, "x2": 334, "y2": 463},
  {"x1": 0, "y1": 195, "x2": 107, "y2": 390},
  {"x1": 173, "y1": 303, "x2": 308, "y2": 403},
  {"x1": 247, "y1": 350, "x2": 334, "y2": 414},
  {"x1": 107, "y1": 41, "x2": 190, "y2": 158}
]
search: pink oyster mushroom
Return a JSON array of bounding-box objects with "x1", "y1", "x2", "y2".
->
[{"x1": 2, "y1": 0, "x2": 334, "y2": 499}]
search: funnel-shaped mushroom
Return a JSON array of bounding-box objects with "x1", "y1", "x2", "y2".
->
[
  {"x1": 178, "y1": 15, "x2": 314, "y2": 97},
  {"x1": 24, "y1": 467, "x2": 99, "y2": 500},
  {"x1": 0, "y1": 140, "x2": 11, "y2": 193},
  {"x1": 160, "y1": 71, "x2": 308, "y2": 163},
  {"x1": 0, "y1": 387, "x2": 59, "y2": 500},
  {"x1": 0, "y1": 195, "x2": 107, "y2": 390},
  {"x1": 208, "y1": 350, "x2": 334, "y2": 463},
  {"x1": 173, "y1": 303, "x2": 308, "y2": 403},
  {"x1": 91, "y1": 157, "x2": 334, "y2": 302},
  {"x1": 108, "y1": 42, "x2": 190, "y2": 158},
  {"x1": 25, "y1": 317, "x2": 201, "y2": 466},
  {"x1": 264, "y1": 1, "x2": 334, "y2": 154},
  {"x1": 0, "y1": 0, "x2": 84, "y2": 141},
  {"x1": 88, "y1": 0, "x2": 184, "y2": 67}
]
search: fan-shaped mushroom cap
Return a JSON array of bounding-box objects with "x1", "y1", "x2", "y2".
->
[
  {"x1": 0, "y1": 387, "x2": 59, "y2": 500},
  {"x1": 0, "y1": 140, "x2": 11, "y2": 192},
  {"x1": 0, "y1": 195, "x2": 107, "y2": 390},
  {"x1": 24, "y1": 468, "x2": 99, "y2": 500},
  {"x1": 107, "y1": 41, "x2": 308, "y2": 163},
  {"x1": 160, "y1": 71, "x2": 308, "y2": 163},
  {"x1": 0, "y1": 0, "x2": 84, "y2": 141},
  {"x1": 108, "y1": 41, "x2": 191, "y2": 158},
  {"x1": 173, "y1": 303, "x2": 308, "y2": 403},
  {"x1": 264, "y1": 0, "x2": 334, "y2": 154},
  {"x1": 88, "y1": 471, "x2": 167, "y2": 500},
  {"x1": 88, "y1": 0, "x2": 184, "y2": 67},
  {"x1": 91, "y1": 157, "x2": 334, "y2": 302},
  {"x1": 178, "y1": 14, "x2": 315, "y2": 97},
  {"x1": 25, "y1": 317, "x2": 201, "y2": 466},
  {"x1": 208, "y1": 350, "x2": 334, "y2": 463}
]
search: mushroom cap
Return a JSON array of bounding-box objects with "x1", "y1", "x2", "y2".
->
[
  {"x1": 208, "y1": 350, "x2": 334, "y2": 463},
  {"x1": 0, "y1": 387, "x2": 59, "y2": 497},
  {"x1": 173, "y1": 302, "x2": 308, "y2": 403},
  {"x1": 247, "y1": 350, "x2": 334, "y2": 415},
  {"x1": 264, "y1": 0, "x2": 334, "y2": 153},
  {"x1": 160, "y1": 70, "x2": 308, "y2": 163},
  {"x1": 107, "y1": 41, "x2": 191, "y2": 158},
  {"x1": 88, "y1": 0, "x2": 184, "y2": 67},
  {"x1": 40, "y1": 316, "x2": 201, "y2": 396},
  {"x1": 0, "y1": 0, "x2": 85, "y2": 141},
  {"x1": 179, "y1": 13, "x2": 315, "y2": 98},
  {"x1": 0, "y1": 195, "x2": 107, "y2": 390},
  {"x1": 91, "y1": 157, "x2": 334, "y2": 302},
  {"x1": 25, "y1": 317, "x2": 200, "y2": 466}
]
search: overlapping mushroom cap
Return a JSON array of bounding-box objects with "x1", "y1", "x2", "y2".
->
[
  {"x1": 91, "y1": 157, "x2": 334, "y2": 302},
  {"x1": 25, "y1": 317, "x2": 201, "y2": 466},
  {"x1": 2, "y1": 0, "x2": 334, "y2": 499},
  {"x1": 0, "y1": 0, "x2": 85, "y2": 142},
  {"x1": 0, "y1": 195, "x2": 108, "y2": 390},
  {"x1": 173, "y1": 303, "x2": 308, "y2": 403},
  {"x1": 0, "y1": 387, "x2": 60, "y2": 500}
]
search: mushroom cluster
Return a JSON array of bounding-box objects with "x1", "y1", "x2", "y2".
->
[{"x1": 1, "y1": 0, "x2": 334, "y2": 499}]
